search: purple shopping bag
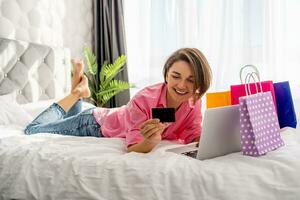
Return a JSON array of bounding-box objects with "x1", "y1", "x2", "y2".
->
[{"x1": 239, "y1": 91, "x2": 284, "y2": 156}]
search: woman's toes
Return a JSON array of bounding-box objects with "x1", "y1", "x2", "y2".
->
[
  {"x1": 72, "y1": 75, "x2": 90, "y2": 98},
  {"x1": 71, "y1": 59, "x2": 84, "y2": 90}
]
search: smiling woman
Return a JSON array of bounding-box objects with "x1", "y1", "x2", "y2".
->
[
  {"x1": 166, "y1": 62, "x2": 195, "y2": 109},
  {"x1": 23, "y1": 47, "x2": 212, "y2": 154},
  {"x1": 163, "y1": 48, "x2": 212, "y2": 110},
  {"x1": 127, "y1": 47, "x2": 212, "y2": 152}
]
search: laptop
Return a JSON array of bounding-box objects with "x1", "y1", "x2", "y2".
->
[{"x1": 166, "y1": 105, "x2": 241, "y2": 160}]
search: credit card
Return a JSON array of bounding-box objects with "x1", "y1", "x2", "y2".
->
[{"x1": 151, "y1": 108, "x2": 175, "y2": 122}]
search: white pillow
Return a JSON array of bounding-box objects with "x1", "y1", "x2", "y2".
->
[
  {"x1": 21, "y1": 99, "x2": 55, "y2": 119},
  {"x1": 0, "y1": 91, "x2": 17, "y2": 103},
  {"x1": 0, "y1": 92, "x2": 33, "y2": 127}
]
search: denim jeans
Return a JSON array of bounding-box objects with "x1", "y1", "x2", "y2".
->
[{"x1": 25, "y1": 100, "x2": 102, "y2": 137}]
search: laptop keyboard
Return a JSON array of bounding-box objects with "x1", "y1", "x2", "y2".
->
[{"x1": 181, "y1": 150, "x2": 198, "y2": 158}]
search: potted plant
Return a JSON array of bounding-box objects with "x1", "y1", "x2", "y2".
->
[{"x1": 83, "y1": 46, "x2": 134, "y2": 107}]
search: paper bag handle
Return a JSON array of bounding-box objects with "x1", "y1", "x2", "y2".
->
[
  {"x1": 240, "y1": 64, "x2": 260, "y2": 83},
  {"x1": 244, "y1": 71, "x2": 263, "y2": 96}
]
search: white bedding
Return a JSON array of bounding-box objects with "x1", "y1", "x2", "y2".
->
[{"x1": 0, "y1": 101, "x2": 300, "y2": 200}]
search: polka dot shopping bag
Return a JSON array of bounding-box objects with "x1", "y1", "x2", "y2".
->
[{"x1": 238, "y1": 66, "x2": 284, "y2": 156}]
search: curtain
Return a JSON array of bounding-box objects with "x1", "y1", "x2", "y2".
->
[
  {"x1": 94, "y1": 0, "x2": 129, "y2": 107},
  {"x1": 124, "y1": 0, "x2": 300, "y2": 101}
]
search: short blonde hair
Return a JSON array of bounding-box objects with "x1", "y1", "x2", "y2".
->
[{"x1": 163, "y1": 48, "x2": 212, "y2": 97}]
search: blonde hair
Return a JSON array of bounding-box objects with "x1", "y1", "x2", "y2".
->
[{"x1": 163, "y1": 48, "x2": 212, "y2": 98}]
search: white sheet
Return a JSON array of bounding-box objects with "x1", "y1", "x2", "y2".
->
[
  {"x1": 0, "y1": 92, "x2": 33, "y2": 127},
  {"x1": 0, "y1": 102, "x2": 300, "y2": 200}
]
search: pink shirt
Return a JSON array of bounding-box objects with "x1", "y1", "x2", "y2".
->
[{"x1": 93, "y1": 83, "x2": 202, "y2": 146}]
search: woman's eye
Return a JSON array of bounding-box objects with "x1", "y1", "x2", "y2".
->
[
  {"x1": 187, "y1": 79, "x2": 194, "y2": 83},
  {"x1": 172, "y1": 75, "x2": 180, "y2": 79}
]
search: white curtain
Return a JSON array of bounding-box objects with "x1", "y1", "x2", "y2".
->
[{"x1": 124, "y1": 0, "x2": 300, "y2": 100}]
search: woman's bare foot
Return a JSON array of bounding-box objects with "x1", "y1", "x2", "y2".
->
[
  {"x1": 72, "y1": 75, "x2": 91, "y2": 98},
  {"x1": 71, "y1": 59, "x2": 84, "y2": 91}
]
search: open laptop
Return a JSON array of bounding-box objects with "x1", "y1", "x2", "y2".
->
[{"x1": 166, "y1": 105, "x2": 241, "y2": 160}]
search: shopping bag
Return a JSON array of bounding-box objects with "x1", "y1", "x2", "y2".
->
[
  {"x1": 231, "y1": 81, "x2": 277, "y2": 111},
  {"x1": 239, "y1": 72, "x2": 284, "y2": 156},
  {"x1": 206, "y1": 91, "x2": 231, "y2": 108},
  {"x1": 273, "y1": 81, "x2": 297, "y2": 128},
  {"x1": 230, "y1": 65, "x2": 277, "y2": 111}
]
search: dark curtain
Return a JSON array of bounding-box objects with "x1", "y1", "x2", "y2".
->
[{"x1": 93, "y1": 0, "x2": 130, "y2": 107}]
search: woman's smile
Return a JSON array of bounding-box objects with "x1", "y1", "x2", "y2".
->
[
  {"x1": 165, "y1": 60, "x2": 195, "y2": 108},
  {"x1": 173, "y1": 88, "x2": 189, "y2": 95}
]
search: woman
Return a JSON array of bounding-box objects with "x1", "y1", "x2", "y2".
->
[{"x1": 25, "y1": 48, "x2": 212, "y2": 153}]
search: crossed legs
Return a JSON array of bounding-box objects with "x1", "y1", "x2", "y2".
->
[
  {"x1": 57, "y1": 59, "x2": 91, "y2": 112},
  {"x1": 24, "y1": 59, "x2": 99, "y2": 136}
]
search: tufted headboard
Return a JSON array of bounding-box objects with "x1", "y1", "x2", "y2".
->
[{"x1": 0, "y1": 38, "x2": 71, "y2": 104}]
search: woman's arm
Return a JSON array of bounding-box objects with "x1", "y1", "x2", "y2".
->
[{"x1": 127, "y1": 138, "x2": 159, "y2": 153}]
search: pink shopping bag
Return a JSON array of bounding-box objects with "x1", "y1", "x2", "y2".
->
[
  {"x1": 230, "y1": 65, "x2": 277, "y2": 111},
  {"x1": 231, "y1": 81, "x2": 277, "y2": 111}
]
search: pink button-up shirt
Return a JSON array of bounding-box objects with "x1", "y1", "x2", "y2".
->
[{"x1": 93, "y1": 83, "x2": 202, "y2": 146}]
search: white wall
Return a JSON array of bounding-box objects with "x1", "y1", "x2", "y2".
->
[
  {"x1": 63, "y1": 0, "x2": 93, "y2": 58},
  {"x1": 0, "y1": 0, "x2": 93, "y2": 58}
]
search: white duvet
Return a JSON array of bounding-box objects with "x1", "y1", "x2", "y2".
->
[{"x1": 0, "y1": 101, "x2": 300, "y2": 200}]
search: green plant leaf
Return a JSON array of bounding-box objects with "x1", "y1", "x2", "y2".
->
[
  {"x1": 98, "y1": 80, "x2": 131, "y2": 95},
  {"x1": 101, "y1": 55, "x2": 127, "y2": 89},
  {"x1": 83, "y1": 48, "x2": 133, "y2": 107},
  {"x1": 84, "y1": 46, "x2": 98, "y2": 75},
  {"x1": 96, "y1": 80, "x2": 132, "y2": 106},
  {"x1": 99, "y1": 61, "x2": 108, "y2": 83}
]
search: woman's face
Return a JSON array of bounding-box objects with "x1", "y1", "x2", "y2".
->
[{"x1": 165, "y1": 60, "x2": 195, "y2": 107}]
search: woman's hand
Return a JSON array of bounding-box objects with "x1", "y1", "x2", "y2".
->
[
  {"x1": 140, "y1": 119, "x2": 166, "y2": 145},
  {"x1": 127, "y1": 119, "x2": 166, "y2": 153}
]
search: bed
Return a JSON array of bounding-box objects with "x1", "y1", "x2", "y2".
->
[{"x1": 1, "y1": 38, "x2": 300, "y2": 200}]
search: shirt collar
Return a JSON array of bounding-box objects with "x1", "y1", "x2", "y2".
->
[{"x1": 158, "y1": 83, "x2": 167, "y2": 107}]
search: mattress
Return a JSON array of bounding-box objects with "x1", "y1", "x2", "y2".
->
[
  {"x1": 0, "y1": 100, "x2": 300, "y2": 200},
  {"x1": 1, "y1": 37, "x2": 300, "y2": 200}
]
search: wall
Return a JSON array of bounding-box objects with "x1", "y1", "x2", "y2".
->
[{"x1": 0, "y1": 0, "x2": 93, "y2": 58}]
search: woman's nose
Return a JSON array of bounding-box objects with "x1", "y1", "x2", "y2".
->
[{"x1": 177, "y1": 80, "x2": 186, "y2": 88}]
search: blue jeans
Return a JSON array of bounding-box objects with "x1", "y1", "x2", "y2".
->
[{"x1": 24, "y1": 100, "x2": 102, "y2": 137}]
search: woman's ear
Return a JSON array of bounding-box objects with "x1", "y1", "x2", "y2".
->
[
  {"x1": 165, "y1": 74, "x2": 168, "y2": 84},
  {"x1": 191, "y1": 90, "x2": 201, "y2": 105}
]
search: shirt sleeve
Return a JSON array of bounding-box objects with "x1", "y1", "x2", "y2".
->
[
  {"x1": 125, "y1": 98, "x2": 149, "y2": 147},
  {"x1": 179, "y1": 100, "x2": 203, "y2": 144}
]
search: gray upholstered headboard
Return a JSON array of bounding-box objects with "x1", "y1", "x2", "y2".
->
[{"x1": 0, "y1": 38, "x2": 71, "y2": 104}]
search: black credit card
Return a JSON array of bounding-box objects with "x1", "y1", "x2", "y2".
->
[{"x1": 151, "y1": 108, "x2": 175, "y2": 122}]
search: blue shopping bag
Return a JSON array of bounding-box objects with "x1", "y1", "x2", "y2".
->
[{"x1": 273, "y1": 81, "x2": 297, "y2": 128}]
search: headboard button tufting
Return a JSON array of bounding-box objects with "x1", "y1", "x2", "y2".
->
[{"x1": 0, "y1": 38, "x2": 71, "y2": 104}]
